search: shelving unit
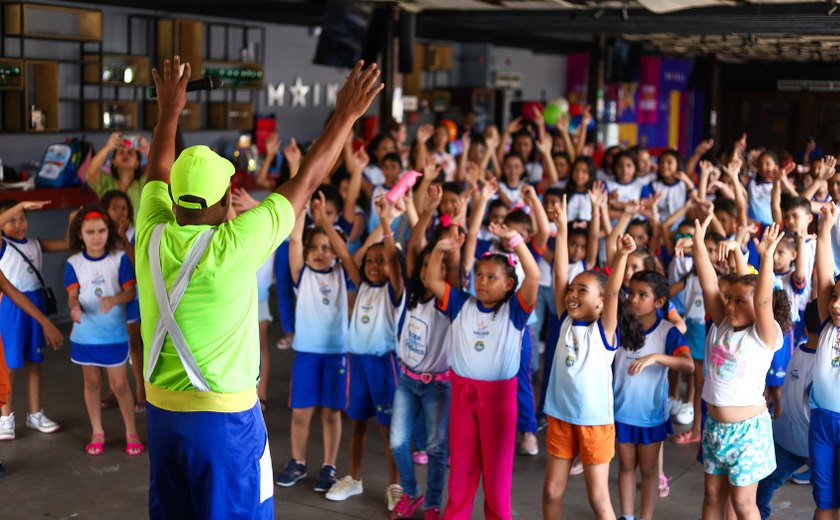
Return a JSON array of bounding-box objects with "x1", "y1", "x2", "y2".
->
[{"x1": 0, "y1": 3, "x2": 265, "y2": 133}]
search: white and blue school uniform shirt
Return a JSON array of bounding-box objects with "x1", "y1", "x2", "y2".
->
[
  {"x1": 810, "y1": 320, "x2": 840, "y2": 413},
  {"x1": 257, "y1": 251, "x2": 275, "y2": 304},
  {"x1": 606, "y1": 177, "x2": 648, "y2": 204},
  {"x1": 526, "y1": 160, "x2": 544, "y2": 185},
  {"x1": 642, "y1": 179, "x2": 690, "y2": 222},
  {"x1": 437, "y1": 285, "x2": 532, "y2": 381},
  {"x1": 347, "y1": 281, "x2": 403, "y2": 356},
  {"x1": 747, "y1": 175, "x2": 774, "y2": 225},
  {"x1": 0, "y1": 237, "x2": 43, "y2": 293},
  {"x1": 614, "y1": 318, "x2": 689, "y2": 427},
  {"x1": 567, "y1": 191, "x2": 593, "y2": 222},
  {"x1": 64, "y1": 251, "x2": 135, "y2": 365},
  {"x1": 683, "y1": 273, "x2": 706, "y2": 323},
  {"x1": 544, "y1": 313, "x2": 620, "y2": 426},
  {"x1": 363, "y1": 164, "x2": 385, "y2": 186},
  {"x1": 292, "y1": 264, "x2": 350, "y2": 354},
  {"x1": 498, "y1": 180, "x2": 525, "y2": 207},
  {"x1": 396, "y1": 297, "x2": 451, "y2": 374},
  {"x1": 774, "y1": 344, "x2": 816, "y2": 457}
]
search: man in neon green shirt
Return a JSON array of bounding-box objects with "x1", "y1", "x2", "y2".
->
[{"x1": 137, "y1": 55, "x2": 381, "y2": 520}]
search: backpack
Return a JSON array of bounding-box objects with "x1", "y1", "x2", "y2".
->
[{"x1": 35, "y1": 137, "x2": 94, "y2": 188}]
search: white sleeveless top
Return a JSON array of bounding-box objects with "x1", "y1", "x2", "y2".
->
[
  {"x1": 0, "y1": 237, "x2": 43, "y2": 292},
  {"x1": 292, "y1": 264, "x2": 349, "y2": 354}
]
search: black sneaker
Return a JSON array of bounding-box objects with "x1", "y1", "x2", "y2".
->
[
  {"x1": 313, "y1": 464, "x2": 337, "y2": 493},
  {"x1": 275, "y1": 458, "x2": 307, "y2": 487}
]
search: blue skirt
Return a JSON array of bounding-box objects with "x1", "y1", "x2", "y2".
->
[
  {"x1": 616, "y1": 420, "x2": 673, "y2": 445},
  {"x1": 71, "y1": 341, "x2": 129, "y2": 367}
]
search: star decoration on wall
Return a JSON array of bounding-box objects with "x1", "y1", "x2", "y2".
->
[{"x1": 289, "y1": 76, "x2": 310, "y2": 107}]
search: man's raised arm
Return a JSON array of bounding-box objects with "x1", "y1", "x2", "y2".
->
[
  {"x1": 277, "y1": 61, "x2": 382, "y2": 215},
  {"x1": 147, "y1": 56, "x2": 191, "y2": 186}
]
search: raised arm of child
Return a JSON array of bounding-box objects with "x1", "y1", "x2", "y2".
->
[
  {"x1": 0, "y1": 201, "x2": 50, "y2": 230},
  {"x1": 407, "y1": 184, "x2": 442, "y2": 275},
  {"x1": 456, "y1": 133, "x2": 471, "y2": 183},
  {"x1": 490, "y1": 222, "x2": 540, "y2": 307},
  {"x1": 482, "y1": 127, "x2": 502, "y2": 177},
  {"x1": 552, "y1": 195, "x2": 570, "y2": 316},
  {"x1": 0, "y1": 270, "x2": 62, "y2": 349},
  {"x1": 722, "y1": 155, "x2": 748, "y2": 228},
  {"x1": 41, "y1": 209, "x2": 79, "y2": 252},
  {"x1": 255, "y1": 132, "x2": 281, "y2": 190},
  {"x1": 693, "y1": 214, "x2": 726, "y2": 325},
  {"x1": 792, "y1": 232, "x2": 811, "y2": 291},
  {"x1": 85, "y1": 132, "x2": 122, "y2": 188},
  {"x1": 607, "y1": 197, "x2": 639, "y2": 266},
  {"x1": 498, "y1": 117, "x2": 523, "y2": 163},
  {"x1": 375, "y1": 196, "x2": 404, "y2": 299},
  {"x1": 424, "y1": 236, "x2": 461, "y2": 301},
  {"x1": 313, "y1": 192, "x2": 361, "y2": 287},
  {"x1": 753, "y1": 223, "x2": 785, "y2": 348},
  {"x1": 817, "y1": 203, "x2": 837, "y2": 323},
  {"x1": 603, "y1": 235, "x2": 636, "y2": 345},
  {"x1": 462, "y1": 179, "x2": 497, "y2": 275},
  {"x1": 685, "y1": 139, "x2": 714, "y2": 182},
  {"x1": 586, "y1": 181, "x2": 605, "y2": 267},
  {"x1": 536, "y1": 136, "x2": 558, "y2": 195},
  {"x1": 521, "y1": 184, "x2": 550, "y2": 252},
  {"x1": 288, "y1": 207, "x2": 307, "y2": 286},
  {"x1": 697, "y1": 160, "x2": 714, "y2": 202},
  {"x1": 717, "y1": 239, "x2": 750, "y2": 277}
]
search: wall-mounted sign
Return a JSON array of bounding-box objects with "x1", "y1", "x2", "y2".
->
[{"x1": 266, "y1": 77, "x2": 340, "y2": 108}]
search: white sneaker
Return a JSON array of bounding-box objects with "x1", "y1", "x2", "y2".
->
[
  {"x1": 668, "y1": 398, "x2": 682, "y2": 416},
  {"x1": 385, "y1": 483, "x2": 403, "y2": 511},
  {"x1": 674, "y1": 403, "x2": 695, "y2": 425},
  {"x1": 25, "y1": 410, "x2": 60, "y2": 433},
  {"x1": 325, "y1": 476, "x2": 363, "y2": 501},
  {"x1": 0, "y1": 413, "x2": 15, "y2": 440}
]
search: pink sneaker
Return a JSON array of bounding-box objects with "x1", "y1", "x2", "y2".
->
[
  {"x1": 391, "y1": 494, "x2": 424, "y2": 519},
  {"x1": 412, "y1": 450, "x2": 428, "y2": 465},
  {"x1": 423, "y1": 507, "x2": 442, "y2": 520}
]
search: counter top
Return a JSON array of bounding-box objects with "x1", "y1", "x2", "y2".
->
[{"x1": 0, "y1": 186, "x2": 99, "y2": 208}]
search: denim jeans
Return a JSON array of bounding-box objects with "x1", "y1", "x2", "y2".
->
[
  {"x1": 390, "y1": 373, "x2": 451, "y2": 508},
  {"x1": 756, "y1": 442, "x2": 808, "y2": 519}
]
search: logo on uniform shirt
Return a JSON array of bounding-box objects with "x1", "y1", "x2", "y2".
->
[
  {"x1": 473, "y1": 318, "x2": 490, "y2": 339},
  {"x1": 474, "y1": 340, "x2": 485, "y2": 352},
  {"x1": 361, "y1": 297, "x2": 374, "y2": 324},
  {"x1": 564, "y1": 330, "x2": 578, "y2": 367},
  {"x1": 94, "y1": 287, "x2": 103, "y2": 297},
  {"x1": 790, "y1": 368, "x2": 799, "y2": 380},
  {"x1": 318, "y1": 280, "x2": 332, "y2": 305}
]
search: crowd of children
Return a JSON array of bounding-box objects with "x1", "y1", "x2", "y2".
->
[{"x1": 2, "y1": 113, "x2": 840, "y2": 520}]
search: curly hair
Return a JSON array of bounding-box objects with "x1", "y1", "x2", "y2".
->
[
  {"x1": 736, "y1": 274, "x2": 792, "y2": 333},
  {"x1": 100, "y1": 190, "x2": 134, "y2": 224},
  {"x1": 69, "y1": 205, "x2": 120, "y2": 254},
  {"x1": 406, "y1": 244, "x2": 434, "y2": 311},
  {"x1": 589, "y1": 270, "x2": 646, "y2": 351}
]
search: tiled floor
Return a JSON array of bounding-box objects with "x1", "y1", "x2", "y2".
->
[{"x1": 0, "y1": 325, "x2": 815, "y2": 519}]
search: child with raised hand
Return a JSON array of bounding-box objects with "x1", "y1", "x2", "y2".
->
[
  {"x1": 327, "y1": 195, "x2": 404, "y2": 512},
  {"x1": 497, "y1": 153, "x2": 529, "y2": 207},
  {"x1": 426, "y1": 219, "x2": 539, "y2": 520},
  {"x1": 542, "y1": 193, "x2": 641, "y2": 520},
  {"x1": 809, "y1": 202, "x2": 840, "y2": 520},
  {"x1": 389, "y1": 235, "x2": 461, "y2": 520},
  {"x1": 642, "y1": 149, "x2": 695, "y2": 222},
  {"x1": 615, "y1": 270, "x2": 694, "y2": 520},
  {"x1": 276, "y1": 191, "x2": 357, "y2": 493},
  {"x1": 565, "y1": 156, "x2": 598, "y2": 222},
  {"x1": 0, "y1": 200, "x2": 74, "y2": 440},
  {"x1": 692, "y1": 214, "x2": 790, "y2": 520},
  {"x1": 85, "y1": 132, "x2": 148, "y2": 219},
  {"x1": 64, "y1": 207, "x2": 141, "y2": 456}
]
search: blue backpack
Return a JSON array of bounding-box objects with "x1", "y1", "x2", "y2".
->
[{"x1": 35, "y1": 137, "x2": 93, "y2": 188}]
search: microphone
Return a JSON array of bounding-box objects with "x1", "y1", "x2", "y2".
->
[{"x1": 146, "y1": 76, "x2": 223, "y2": 98}]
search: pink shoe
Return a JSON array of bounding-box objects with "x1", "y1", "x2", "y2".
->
[
  {"x1": 391, "y1": 494, "x2": 424, "y2": 519},
  {"x1": 412, "y1": 450, "x2": 428, "y2": 465},
  {"x1": 423, "y1": 507, "x2": 442, "y2": 520}
]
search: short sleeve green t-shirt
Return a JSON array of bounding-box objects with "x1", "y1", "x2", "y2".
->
[
  {"x1": 88, "y1": 171, "x2": 146, "y2": 221},
  {"x1": 135, "y1": 181, "x2": 295, "y2": 398}
]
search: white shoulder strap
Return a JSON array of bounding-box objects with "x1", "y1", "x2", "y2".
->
[{"x1": 145, "y1": 223, "x2": 216, "y2": 392}]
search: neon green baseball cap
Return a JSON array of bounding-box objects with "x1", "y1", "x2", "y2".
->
[{"x1": 170, "y1": 145, "x2": 235, "y2": 210}]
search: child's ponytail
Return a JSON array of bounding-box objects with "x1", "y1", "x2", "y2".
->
[
  {"x1": 772, "y1": 289, "x2": 792, "y2": 333},
  {"x1": 617, "y1": 290, "x2": 646, "y2": 352}
]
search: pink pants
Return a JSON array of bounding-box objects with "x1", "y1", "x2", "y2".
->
[{"x1": 444, "y1": 372, "x2": 518, "y2": 520}]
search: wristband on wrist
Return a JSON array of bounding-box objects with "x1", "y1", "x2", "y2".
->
[
  {"x1": 507, "y1": 233, "x2": 524, "y2": 249},
  {"x1": 382, "y1": 231, "x2": 394, "y2": 239}
]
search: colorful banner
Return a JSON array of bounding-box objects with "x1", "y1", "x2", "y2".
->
[{"x1": 638, "y1": 56, "x2": 660, "y2": 125}]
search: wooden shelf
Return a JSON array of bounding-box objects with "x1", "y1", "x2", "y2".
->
[
  {"x1": 157, "y1": 18, "x2": 202, "y2": 74},
  {"x1": 3, "y1": 3, "x2": 102, "y2": 42},
  {"x1": 2, "y1": 60, "x2": 58, "y2": 131},
  {"x1": 83, "y1": 101, "x2": 138, "y2": 131},
  {"x1": 83, "y1": 54, "x2": 150, "y2": 86},
  {"x1": 0, "y1": 58, "x2": 23, "y2": 90},
  {"x1": 145, "y1": 101, "x2": 201, "y2": 130},
  {"x1": 209, "y1": 102, "x2": 254, "y2": 130}
]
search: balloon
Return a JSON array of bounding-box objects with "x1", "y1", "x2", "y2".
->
[
  {"x1": 569, "y1": 102, "x2": 582, "y2": 118},
  {"x1": 439, "y1": 119, "x2": 457, "y2": 142},
  {"x1": 543, "y1": 104, "x2": 562, "y2": 126},
  {"x1": 521, "y1": 101, "x2": 544, "y2": 121},
  {"x1": 548, "y1": 97, "x2": 569, "y2": 115}
]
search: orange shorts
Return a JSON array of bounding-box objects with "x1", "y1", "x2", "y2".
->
[{"x1": 546, "y1": 416, "x2": 615, "y2": 465}]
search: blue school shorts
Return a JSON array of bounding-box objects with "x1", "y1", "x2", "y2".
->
[
  {"x1": 703, "y1": 411, "x2": 776, "y2": 486},
  {"x1": 147, "y1": 401, "x2": 273, "y2": 520},
  {"x1": 347, "y1": 352, "x2": 399, "y2": 425},
  {"x1": 126, "y1": 299, "x2": 140, "y2": 324},
  {"x1": 616, "y1": 420, "x2": 673, "y2": 445},
  {"x1": 0, "y1": 289, "x2": 46, "y2": 369},
  {"x1": 289, "y1": 351, "x2": 348, "y2": 410},
  {"x1": 70, "y1": 341, "x2": 129, "y2": 367},
  {"x1": 809, "y1": 407, "x2": 840, "y2": 510},
  {"x1": 766, "y1": 331, "x2": 793, "y2": 387}
]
